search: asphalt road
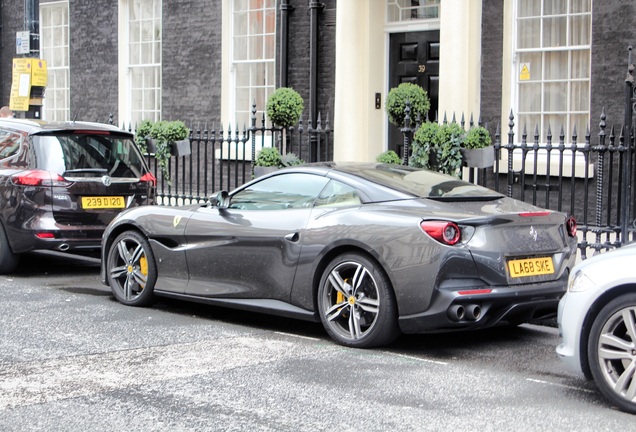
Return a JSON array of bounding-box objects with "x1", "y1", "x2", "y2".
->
[{"x1": 0, "y1": 251, "x2": 633, "y2": 431}]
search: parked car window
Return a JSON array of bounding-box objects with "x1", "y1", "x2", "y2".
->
[
  {"x1": 33, "y1": 133, "x2": 146, "y2": 179},
  {"x1": 0, "y1": 130, "x2": 22, "y2": 159},
  {"x1": 315, "y1": 180, "x2": 362, "y2": 207},
  {"x1": 229, "y1": 173, "x2": 330, "y2": 210}
]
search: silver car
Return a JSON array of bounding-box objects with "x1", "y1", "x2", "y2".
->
[{"x1": 557, "y1": 243, "x2": 636, "y2": 414}]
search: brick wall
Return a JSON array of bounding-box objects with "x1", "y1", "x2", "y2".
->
[
  {"x1": 68, "y1": 0, "x2": 118, "y2": 123},
  {"x1": 162, "y1": 0, "x2": 221, "y2": 125},
  {"x1": 590, "y1": 0, "x2": 636, "y2": 136}
]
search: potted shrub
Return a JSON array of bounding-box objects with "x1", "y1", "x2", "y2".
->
[
  {"x1": 165, "y1": 120, "x2": 191, "y2": 157},
  {"x1": 461, "y1": 126, "x2": 494, "y2": 168},
  {"x1": 135, "y1": 119, "x2": 154, "y2": 154},
  {"x1": 149, "y1": 120, "x2": 191, "y2": 182},
  {"x1": 385, "y1": 83, "x2": 431, "y2": 128},
  {"x1": 254, "y1": 147, "x2": 304, "y2": 177},
  {"x1": 266, "y1": 87, "x2": 304, "y2": 154},
  {"x1": 410, "y1": 121, "x2": 464, "y2": 177},
  {"x1": 376, "y1": 150, "x2": 402, "y2": 164},
  {"x1": 254, "y1": 146, "x2": 282, "y2": 177}
]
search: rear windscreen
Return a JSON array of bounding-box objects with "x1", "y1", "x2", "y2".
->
[
  {"x1": 351, "y1": 165, "x2": 503, "y2": 201},
  {"x1": 32, "y1": 133, "x2": 147, "y2": 179}
]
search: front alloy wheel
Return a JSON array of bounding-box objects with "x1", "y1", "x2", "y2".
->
[
  {"x1": 107, "y1": 230, "x2": 157, "y2": 306},
  {"x1": 318, "y1": 253, "x2": 399, "y2": 348},
  {"x1": 588, "y1": 293, "x2": 636, "y2": 414}
]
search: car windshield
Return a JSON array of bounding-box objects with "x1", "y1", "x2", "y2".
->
[
  {"x1": 32, "y1": 133, "x2": 147, "y2": 179},
  {"x1": 352, "y1": 165, "x2": 503, "y2": 201}
]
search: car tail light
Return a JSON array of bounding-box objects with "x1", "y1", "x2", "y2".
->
[
  {"x1": 35, "y1": 232, "x2": 55, "y2": 239},
  {"x1": 11, "y1": 170, "x2": 72, "y2": 187},
  {"x1": 420, "y1": 221, "x2": 461, "y2": 245},
  {"x1": 566, "y1": 215, "x2": 577, "y2": 237},
  {"x1": 140, "y1": 172, "x2": 157, "y2": 187}
]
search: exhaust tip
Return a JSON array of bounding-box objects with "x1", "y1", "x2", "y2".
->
[
  {"x1": 448, "y1": 304, "x2": 465, "y2": 321},
  {"x1": 465, "y1": 304, "x2": 482, "y2": 320},
  {"x1": 57, "y1": 243, "x2": 70, "y2": 251}
]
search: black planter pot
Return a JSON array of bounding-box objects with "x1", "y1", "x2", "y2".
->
[{"x1": 170, "y1": 139, "x2": 191, "y2": 157}]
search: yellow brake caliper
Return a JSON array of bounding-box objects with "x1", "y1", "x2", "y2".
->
[
  {"x1": 336, "y1": 278, "x2": 349, "y2": 305},
  {"x1": 139, "y1": 255, "x2": 148, "y2": 288}
]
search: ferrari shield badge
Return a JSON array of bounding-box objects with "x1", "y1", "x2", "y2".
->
[{"x1": 173, "y1": 216, "x2": 182, "y2": 228}]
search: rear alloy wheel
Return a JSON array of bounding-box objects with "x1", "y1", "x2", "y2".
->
[
  {"x1": 0, "y1": 223, "x2": 19, "y2": 274},
  {"x1": 107, "y1": 230, "x2": 157, "y2": 306},
  {"x1": 318, "y1": 253, "x2": 400, "y2": 348},
  {"x1": 588, "y1": 293, "x2": 636, "y2": 414}
]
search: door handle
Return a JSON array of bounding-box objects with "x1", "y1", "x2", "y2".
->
[{"x1": 284, "y1": 233, "x2": 300, "y2": 242}]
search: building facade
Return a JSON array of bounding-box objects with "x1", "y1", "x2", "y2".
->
[{"x1": 0, "y1": 1, "x2": 633, "y2": 163}]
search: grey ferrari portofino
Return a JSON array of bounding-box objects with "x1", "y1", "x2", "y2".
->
[{"x1": 101, "y1": 163, "x2": 578, "y2": 348}]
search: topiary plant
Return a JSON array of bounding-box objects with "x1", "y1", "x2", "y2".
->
[
  {"x1": 255, "y1": 146, "x2": 282, "y2": 167},
  {"x1": 463, "y1": 126, "x2": 492, "y2": 149},
  {"x1": 376, "y1": 150, "x2": 402, "y2": 164},
  {"x1": 266, "y1": 87, "x2": 304, "y2": 128},
  {"x1": 385, "y1": 83, "x2": 431, "y2": 127}
]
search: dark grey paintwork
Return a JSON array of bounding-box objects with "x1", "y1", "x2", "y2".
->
[{"x1": 101, "y1": 163, "x2": 578, "y2": 334}]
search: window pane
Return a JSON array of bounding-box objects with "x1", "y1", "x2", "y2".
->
[
  {"x1": 570, "y1": 50, "x2": 589, "y2": 79},
  {"x1": 544, "y1": 82, "x2": 567, "y2": 111},
  {"x1": 571, "y1": 0, "x2": 591, "y2": 13},
  {"x1": 543, "y1": 0, "x2": 566, "y2": 15},
  {"x1": 543, "y1": 114, "x2": 566, "y2": 137},
  {"x1": 544, "y1": 51, "x2": 568, "y2": 80},
  {"x1": 518, "y1": 83, "x2": 542, "y2": 112},
  {"x1": 543, "y1": 17, "x2": 567, "y2": 48},
  {"x1": 517, "y1": 18, "x2": 540, "y2": 49},
  {"x1": 569, "y1": 114, "x2": 589, "y2": 134},
  {"x1": 570, "y1": 15, "x2": 590, "y2": 46},
  {"x1": 518, "y1": 114, "x2": 541, "y2": 135},
  {"x1": 518, "y1": 0, "x2": 541, "y2": 18},
  {"x1": 570, "y1": 81, "x2": 589, "y2": 111}
]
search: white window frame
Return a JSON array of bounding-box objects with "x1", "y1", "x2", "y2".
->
[
  {"x1": 505, "y1": 0, "x2": 593, "y2": 178},
  {"x1": 219, "y1": 0, "x2": 277, "y2": 160},
  {"x1": 118, "y1": 0, "x2": 162, "y2": 127},
  {"x1": 230, "y1": 0, "x2": 277, "y2": 128},
  {"x1": 40, "y1": 0, "x2": 70, "y2": 121}
]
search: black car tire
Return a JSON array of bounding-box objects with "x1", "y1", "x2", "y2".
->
[
  {"x1": 318, "y1": 252, "x2": 400, "y2": 348},
  {"x1": 0, "y1": 222, "x2": 19, "y2": 274},
  {"x1": 107, "y1": 230, "x2": 157, "y2": 307},
  {"x1": 587, "y1": 293, "x2": 636, "y2": 414}
]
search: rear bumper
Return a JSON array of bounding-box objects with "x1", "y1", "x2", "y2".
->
[{"x1": 398, "y1": 274, "x2": 568, "y2": 333}]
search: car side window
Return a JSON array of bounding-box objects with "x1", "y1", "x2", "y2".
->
[
  {"x1": 315, "y1": 180, "x2": 362, "y2": 207},
  {"x1": 0, "y1": 130, "x2": 22, "y2": 160},
  {"x1": 229, "y1": 173, "x2": 330, "y2": 210}
]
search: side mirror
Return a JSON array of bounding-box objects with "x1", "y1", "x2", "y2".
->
[{"x1": 209, "y1": 190, "x2": 229, "y2": 209}]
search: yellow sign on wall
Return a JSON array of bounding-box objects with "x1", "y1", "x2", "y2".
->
[{"x1": 9, "y1": 58, "x2": 47, "y2": 111}]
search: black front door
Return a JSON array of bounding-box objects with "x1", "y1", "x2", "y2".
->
[{"x1": 388, "y1": 31, "x2": 440, "y2": 154}]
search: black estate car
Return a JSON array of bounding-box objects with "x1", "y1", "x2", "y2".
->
[{"x1": 0, "y1": 118, "x2": 155, "y2": 273}]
